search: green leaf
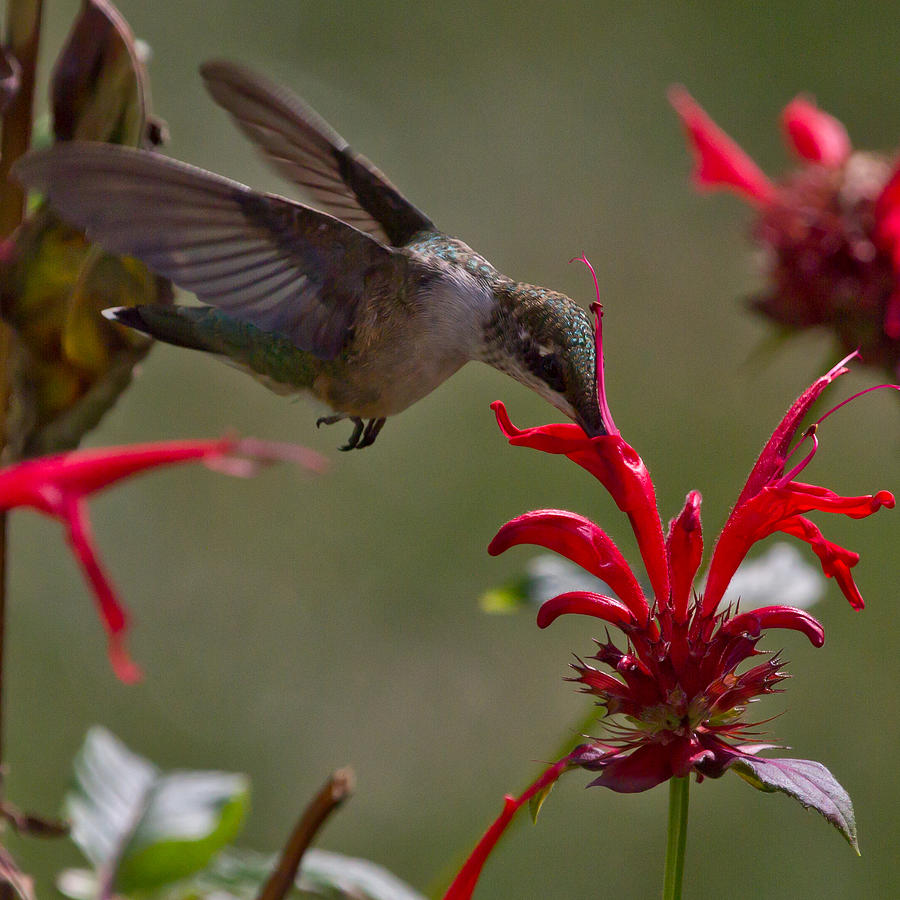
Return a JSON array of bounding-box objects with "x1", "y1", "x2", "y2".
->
[
  {"x1": 480, "y1": 555, "x2": 611, "y2": 614},
  {"x1": 297, "y1": 849, "x2": 426, "y2": 899},
  {"x1": 122, "y1": 848, "x2": 426, "y2": 900},
  {"x1": 731, "y1": 755, "x2": 859, "y2": 853},
  {"x1": 527, "y1": 781, "x2": 555, "y2": 824},
  {"x1": 65, "y1": 726, "x2": 250, "y2": 892}
]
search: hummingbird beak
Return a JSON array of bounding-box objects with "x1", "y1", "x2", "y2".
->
[{"x1": 575, "y1": 406, "x2": 606, "y2": 438}]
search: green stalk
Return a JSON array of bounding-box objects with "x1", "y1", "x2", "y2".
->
[{"x1": 662, "y1": 776, "x2": 690, "y2": 900}]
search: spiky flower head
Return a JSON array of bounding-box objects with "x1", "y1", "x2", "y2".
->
[{"x1": 444, "y1": 260, "x2": 895, "y2": 899}]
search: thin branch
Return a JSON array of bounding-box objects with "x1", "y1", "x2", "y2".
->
[
  {"x1": 0, "y1": 0, "x2": 42, "y2": 237},
  {"x1": 0, "y1": 801, "x2": 68, "y2": 838},
  {"x1": 257, "y1": 768, "x2": 355, "y2": 900},
  {"x1": 0, "y1": 7, "x2": 43, "y2": 897}
]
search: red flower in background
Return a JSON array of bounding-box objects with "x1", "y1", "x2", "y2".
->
[
  {"x1": 670, "y1": 87, "x2": 900, "y2": 377},
  {"x1": 0, "y1": 437, "x2": 326, "y2": 682},
  {"x1": 444, "y1": 260, "x2": 894, "y2": 899}
]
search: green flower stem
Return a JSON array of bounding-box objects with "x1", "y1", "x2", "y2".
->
[{"x1": 663, "y1": 776, "x2": 690, "y2": 900}]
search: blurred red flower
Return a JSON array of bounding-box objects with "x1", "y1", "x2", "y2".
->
[
  {"x1": 670, "y1": 87, "x2": 900, "y2": 377},
  {"x1": 0, "y1": 437, "x2": 326, "y2": 682}
]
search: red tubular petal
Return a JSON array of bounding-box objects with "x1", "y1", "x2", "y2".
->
[
  {"x1": 720, "y1": 604, "x2": 825, "y2": 647},
  {"x1": 37, "y1": 439, "x2": 236, "y2": 497},
  {"x1": 778, "y1": 515, "x2": 868, "y2": 610},
  {"x1": 666, "y1": 491, "x2": 703, "y2": 620},
  {"x1": 704, "y1": 480, "x2": 891, "y2": 614},
  {"x1": 702, "y1": 358, "x2": 873, "y2": 615},
  {"x1": 0, "y1": 437, "x2": 326, "y2": 683},
  {"x1": 537, "y1": 591, "x2": 637, "y2": 630},
  {"x1": 442, "y1": 755, "x2": 575, "y2": 900},
  {"x1": 668, "y1": 85, "x2": 776, "y2": 206},
  {"x1": 61, "y1": 497, "x2": 142, "y2": 683},
  {"x1": 588, "y1": 438, "x2": 670, "y2": 606},
  {"x1": 491, "y1": 403, "x2": 670, "y2": 606},
  {"x1": 491, "y1": 401, "x2": 586, "y2": 448},
  {"x1": 781, "y1": 96, "x2": 851, "y2": 166},
  {"x1": 0, "y1": 438, "x2": 328, "y2": 507},
  {"x1": 489, "y1": 509, "x2": 648, "y2": 619},
  {"x1": 734, "y1": 357, "x2": 853, "y2": 509}
]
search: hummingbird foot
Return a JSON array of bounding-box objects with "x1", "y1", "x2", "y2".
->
[
  {"x1": 316, "y1": 414, "x2": 348, "y2": 428},
  {"x1": 356, "y1": 417, "x2": 386, "y2": 449},
  {"x1": 315, "y1": 414, "x2": 385, "y2": 450}
]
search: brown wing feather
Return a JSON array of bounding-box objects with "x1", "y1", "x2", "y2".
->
[
  {"x1": 200, "y1": 60, "x2": 435, "y2": 247},
  {"x1": 13, "y1": 142, "x2": 404, "y2": 359}
]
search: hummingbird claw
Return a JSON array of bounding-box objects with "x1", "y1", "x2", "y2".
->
[
  {"x1": 338, "y1": 417, "x2": 366, "y2": 451},
  {"x1": 316, "y1": 414, "x2": 346, "y2": 429},
  {"x1": 317, "y1": 415, "x2": 386, "y2": 450},
  {"x1": 357, "y1": 417, "x2": 386, "y2": 449}
]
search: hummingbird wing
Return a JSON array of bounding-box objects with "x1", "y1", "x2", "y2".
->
[
  {"x1": 13, "y1": 142, "x2": 405, "y2": 360},
  {"x1": 200, "y1": 60, "x2": 435, "y2": 248}
]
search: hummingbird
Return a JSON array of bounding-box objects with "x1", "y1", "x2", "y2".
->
[{"x1": 13, "y1": 61, "x2": 603, "y2": 449}]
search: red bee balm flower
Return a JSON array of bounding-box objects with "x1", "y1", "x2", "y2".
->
[
  {"x1": 444, "y1": 260, "x2": 894, "y2": 899},
  {"x1": 0, "y1": 437, "x2": 326, "y2": 682},
  {"x1": 670, "y1": 86, "x2": 900, "y2": 377}
]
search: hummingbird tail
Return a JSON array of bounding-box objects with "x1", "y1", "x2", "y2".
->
[
  {"x1": 103, "y1": 305, "x2": 216, "y2": 351},
  {"x1": 104, "y1": 304, "x2": 319, "y2": 393}
]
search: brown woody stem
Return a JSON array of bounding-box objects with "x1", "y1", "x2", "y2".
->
[
  {"x1": 0, "y1": 5, "x2": 43, "y2": 897},
  {"x1": 256, "y1": 768, "x2": 355, "y2": 900}
]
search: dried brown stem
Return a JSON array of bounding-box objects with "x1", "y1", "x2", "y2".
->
[
  {"x1": 0, "y1": 5, "x2": 43, "y2": 897},
  {"x1": 256, "y1": 768, "x2": 355, "y2": 900},
  {"x1": 0, "y1": 801, "x2": 68, "y2": 838},
  {"x1": 0, "y1": 0, "x2": 42, "y2": 237}
]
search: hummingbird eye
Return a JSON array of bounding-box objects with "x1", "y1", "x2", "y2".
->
[{"x1": 537, "y1": 353, "x2": 567, "y2": 393}]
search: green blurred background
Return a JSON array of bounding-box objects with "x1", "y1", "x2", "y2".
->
[{"x1": 6, "y1": 1, "x2": 899, "y2": 896}]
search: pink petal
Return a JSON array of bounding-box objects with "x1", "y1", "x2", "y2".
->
[
  {"x1": 666, "y1": 490, "x2": 703, "y2": 621},
  {"x1": 537, "y1": 591, "x2": 637, "y2": 630},
  {"x1": 720, "y1": 604, "x2": 825, "y2": 647},
  {"x1": 781, "y1": 96, "x2": 851, "y2": 166},
  {"x1": 668, "y1": 85, "x2": 776, "y2": 206},
  {"x1": 442, "y1": 755, "x2": 575, "y2": 900},
  {"x1": 488, "y1": 509, "x2": 648, "y2": 620}
]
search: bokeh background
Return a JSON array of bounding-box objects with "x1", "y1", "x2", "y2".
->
[{"x1": 7, "y1": 1, "x2": 899, "y2": 896}]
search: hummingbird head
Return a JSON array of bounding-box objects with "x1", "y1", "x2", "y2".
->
[{"x1": 487, "y1": 283, "x2": 605, "y2": 436}]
